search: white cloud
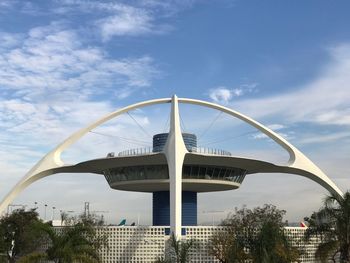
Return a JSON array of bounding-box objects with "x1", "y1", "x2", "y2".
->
[
  {"x1": 97, "y1": 10, "x2": 154, "y2": 41},
  {"x1": 0, "y1": 10, "x2": 164, "y2": 221},
  {"x1": 232, "y1": 44, "x2": 350, "y2": 126},
  {"x1": 299, "y1": 131, "x2": 350, "y2": 145},
  {"x1": 0, "y1": 0, "x2": 15, "y2": 8},
  {"x1": 209, "y1": 87, "x2": 234, "y2": 104},
  {"x1": 0, "y1": 32, "x2": 23, "y2": 48},
  {"x1": 252, "y1": 131, "x2": 291, "y2": 140},
  {"x1": 209, "y1": 83, "x2": 257, "y2": 104},
  {"x1": 52, "y1": 0, "x2": 171, "y2": 41},
  {"x1": 138, "y1": 0, "x2": 196, "y2": 16},
  {"x1": 0, "y1": 22, "x2": 160, "y2": 170},
  {"x1": 251, "y1": 133, "x2": 268, "y2": 139},
  {"x1": 0, "y1": 23, "x2": 158, "y2": 99},
  {"x1": 267, "y1": 124, "x2": 286, "y2": 131}
]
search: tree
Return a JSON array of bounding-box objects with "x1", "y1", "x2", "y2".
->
[
  {"x1": 208, "y1": 228, "x2": 248, "y2": 263},
  {"x1": 305, "y1": 191, "x2": 350, "y2": 263},
  {"x1": 161, "y1": 233, "x2": 196, "y2": 263},
  {"x1": 249, "y1": 219, "x2": 299, "y2": 263},
  {"x1": 0, "y1": 209, "x2": 45, "y2": 263},
  {"x1": 18, "y1": 213, "x2": 108, "y2": 263},
  {"x1": 209, "y1": 204, "x2": 300, "y2": 263}
]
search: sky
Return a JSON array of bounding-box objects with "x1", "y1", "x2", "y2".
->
[{"x1": 0, "y1": 0, "x2": 350, "y2": 225}]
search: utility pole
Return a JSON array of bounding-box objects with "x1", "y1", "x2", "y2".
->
[{"x1": 84, "y1": 202, "x2": 90, "y2": 217}]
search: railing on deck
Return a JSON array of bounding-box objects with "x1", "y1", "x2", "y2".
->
[
  {"x1": 117, "y1": 147, "x2": 154, "y2": 157},
  {"x1": 116, "y1": 146, "x2": 231, "y2": 157},
  {"x1": 191, "y1": 147, "x2": 231, "y2": 156}
]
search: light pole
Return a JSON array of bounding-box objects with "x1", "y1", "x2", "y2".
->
[
  {"x1": 52, "y1": 206, "x2": 56, "y2": 221},
  {"x1": 34, "y1": 201, "x2": 38, "y2": 210},
  {"x1": 44, "y1": 204, "x2": 47, "y2": 221}
]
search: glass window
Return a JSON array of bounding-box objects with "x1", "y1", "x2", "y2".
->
[
  {"x1": 139, "y1": 167, "x2": 146, "y2": 180},
  {"x1": 183, "y1": 166, "x2": 191, "y2": 178},
  {"x1": 199, "y1": 167, "x2": 207, "y2": 179},
  {"x1": 204, "y1": 166, "x2": 214, "y2": 179},
  {"x1": 219, "y1": 168, "x2": 226, "y2": 178},
  {"x1": 212, "y1": 167, "x2": 220, "y2": 178},
  {"x1": 191, "y1": 166, "x2": 199, "y2": 178},
  {"x1": 205, "y1": 167, "x2": 214, "y2": 179}
]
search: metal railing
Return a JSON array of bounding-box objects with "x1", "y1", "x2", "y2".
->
[
  {"x1": 117, "y1": 146, "x2": 231, "y2": 157},
  {"x1": 190, "y1": 147, "x2": 231, "y2": 156},
  {"x1": 117, "y1": 147, "x2": 154, "y2": 157}
]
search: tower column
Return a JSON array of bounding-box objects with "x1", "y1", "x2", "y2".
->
[{"x1": 163, "y1": 95, "x2": 188, "y2": 238}]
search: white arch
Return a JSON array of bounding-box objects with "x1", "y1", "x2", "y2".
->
[
  {"x1": 0, "y1": 96, "x2": 343, "y2": 216},
  {"x1": 0, "y1": 98, "x2": 171, "y2": 214},
  {"x1": 179, "y1": 98, "x2": 343, "y2": 198}
]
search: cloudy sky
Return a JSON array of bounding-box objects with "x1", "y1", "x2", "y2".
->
[{"x1": 0, "y1": 0, "x2": 350, "y2": 225}]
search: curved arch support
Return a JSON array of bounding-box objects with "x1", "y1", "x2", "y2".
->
[
  {"x1": 179, "y1": 98, "x2": 343, "y2": 198},
  {"x1": 0, "y1": 98, "x2": 171, "y2": 214}
]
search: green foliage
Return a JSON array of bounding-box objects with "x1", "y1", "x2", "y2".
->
[
  {"x1": 0, "y1": 210, "x2": 107, "y2": 263},
  {"x1": 41, "y1": 214, "x2": 106, "y2": 263},
  {"x1": 209, "y1": 204, "x2": 300, "y2": 263},
  {"x1": 305, "y1": 191, "x2": 350, "y2": 262},
  {"x1": 164, "y1": 233, "x2": 196, "y2": 263},
  {"x1": 154, "y1": 257, "x2": 168, "y2": 263},
  {"x1": 0, "y1": 209, "x2": 45, "y2": 263},
  {"x1": 208, "y1": 226, "x2": 249, "y2": 263}
]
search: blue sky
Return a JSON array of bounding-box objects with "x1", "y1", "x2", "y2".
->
[{"x1": 0, "y1": 0, "x2": 350, "y2": 224}]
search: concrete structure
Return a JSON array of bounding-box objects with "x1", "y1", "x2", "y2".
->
[
  {"x1": 93, "y1": 226, "x2": 320, "y2": 262},
  {"x1": 0, "y1": 95, "x2": 343, "y2": 240}
]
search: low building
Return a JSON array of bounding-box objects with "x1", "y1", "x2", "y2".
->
[{"x1": 95, "y1": 226, "x2": 320, "y2": 263}]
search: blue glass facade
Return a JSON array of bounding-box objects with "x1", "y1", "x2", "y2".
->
[
  {"x1": 153, "y1": 191, "x2": 197, "y2": 226},
  {"x1": 153, "y1": 133, "x2": 197, "y2": 152}
]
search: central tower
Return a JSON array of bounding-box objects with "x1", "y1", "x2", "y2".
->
[{"x1": 152, "y1": 133, "x2": 198, "y2": 227}]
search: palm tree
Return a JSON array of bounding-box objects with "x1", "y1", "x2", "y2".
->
[
  {"x1": 18, "y1": 215, "x2": 107, "y2": 263},
  {"x1": 249, "y1": 220, "x2": 299, "y2": 263},
  {"x1": 305, "y1": 191, "x2": 350, "y2": 262},
  {"x1": 165, "y1": 233, "x2": 195, "y2": 263},
  {"x1": 47, "y1": 223, "x2": 101, "y2": 263}
]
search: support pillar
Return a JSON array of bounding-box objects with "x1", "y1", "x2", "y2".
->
[{"x1": 163, "y1": 95, "x2": 188, "y2": 238}]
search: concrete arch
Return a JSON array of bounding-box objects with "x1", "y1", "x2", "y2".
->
[
  {"x1": 0, "y1": 96, "x2": 343, "y2": 215},
  {"x1": 0, "y1": 98, "x2": 171, "y2": 214},
  {"x1": 179, "y1": 98, "x2": 343, "y2": 198}
]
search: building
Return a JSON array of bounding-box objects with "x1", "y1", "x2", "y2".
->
[
  {"x1": 104, "y1": 131, "x2": 245, "y2": 230},
  {"x1": 0, "y1": 95, "x2": 342, "y2": 262},
  {"x1": 94, "y1": 225, "x2": 320, "y2": 262}
]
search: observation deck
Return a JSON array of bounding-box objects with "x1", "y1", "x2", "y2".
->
[{"x1": 102, "y1": 133, "x2": 246, "y2": 193}]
